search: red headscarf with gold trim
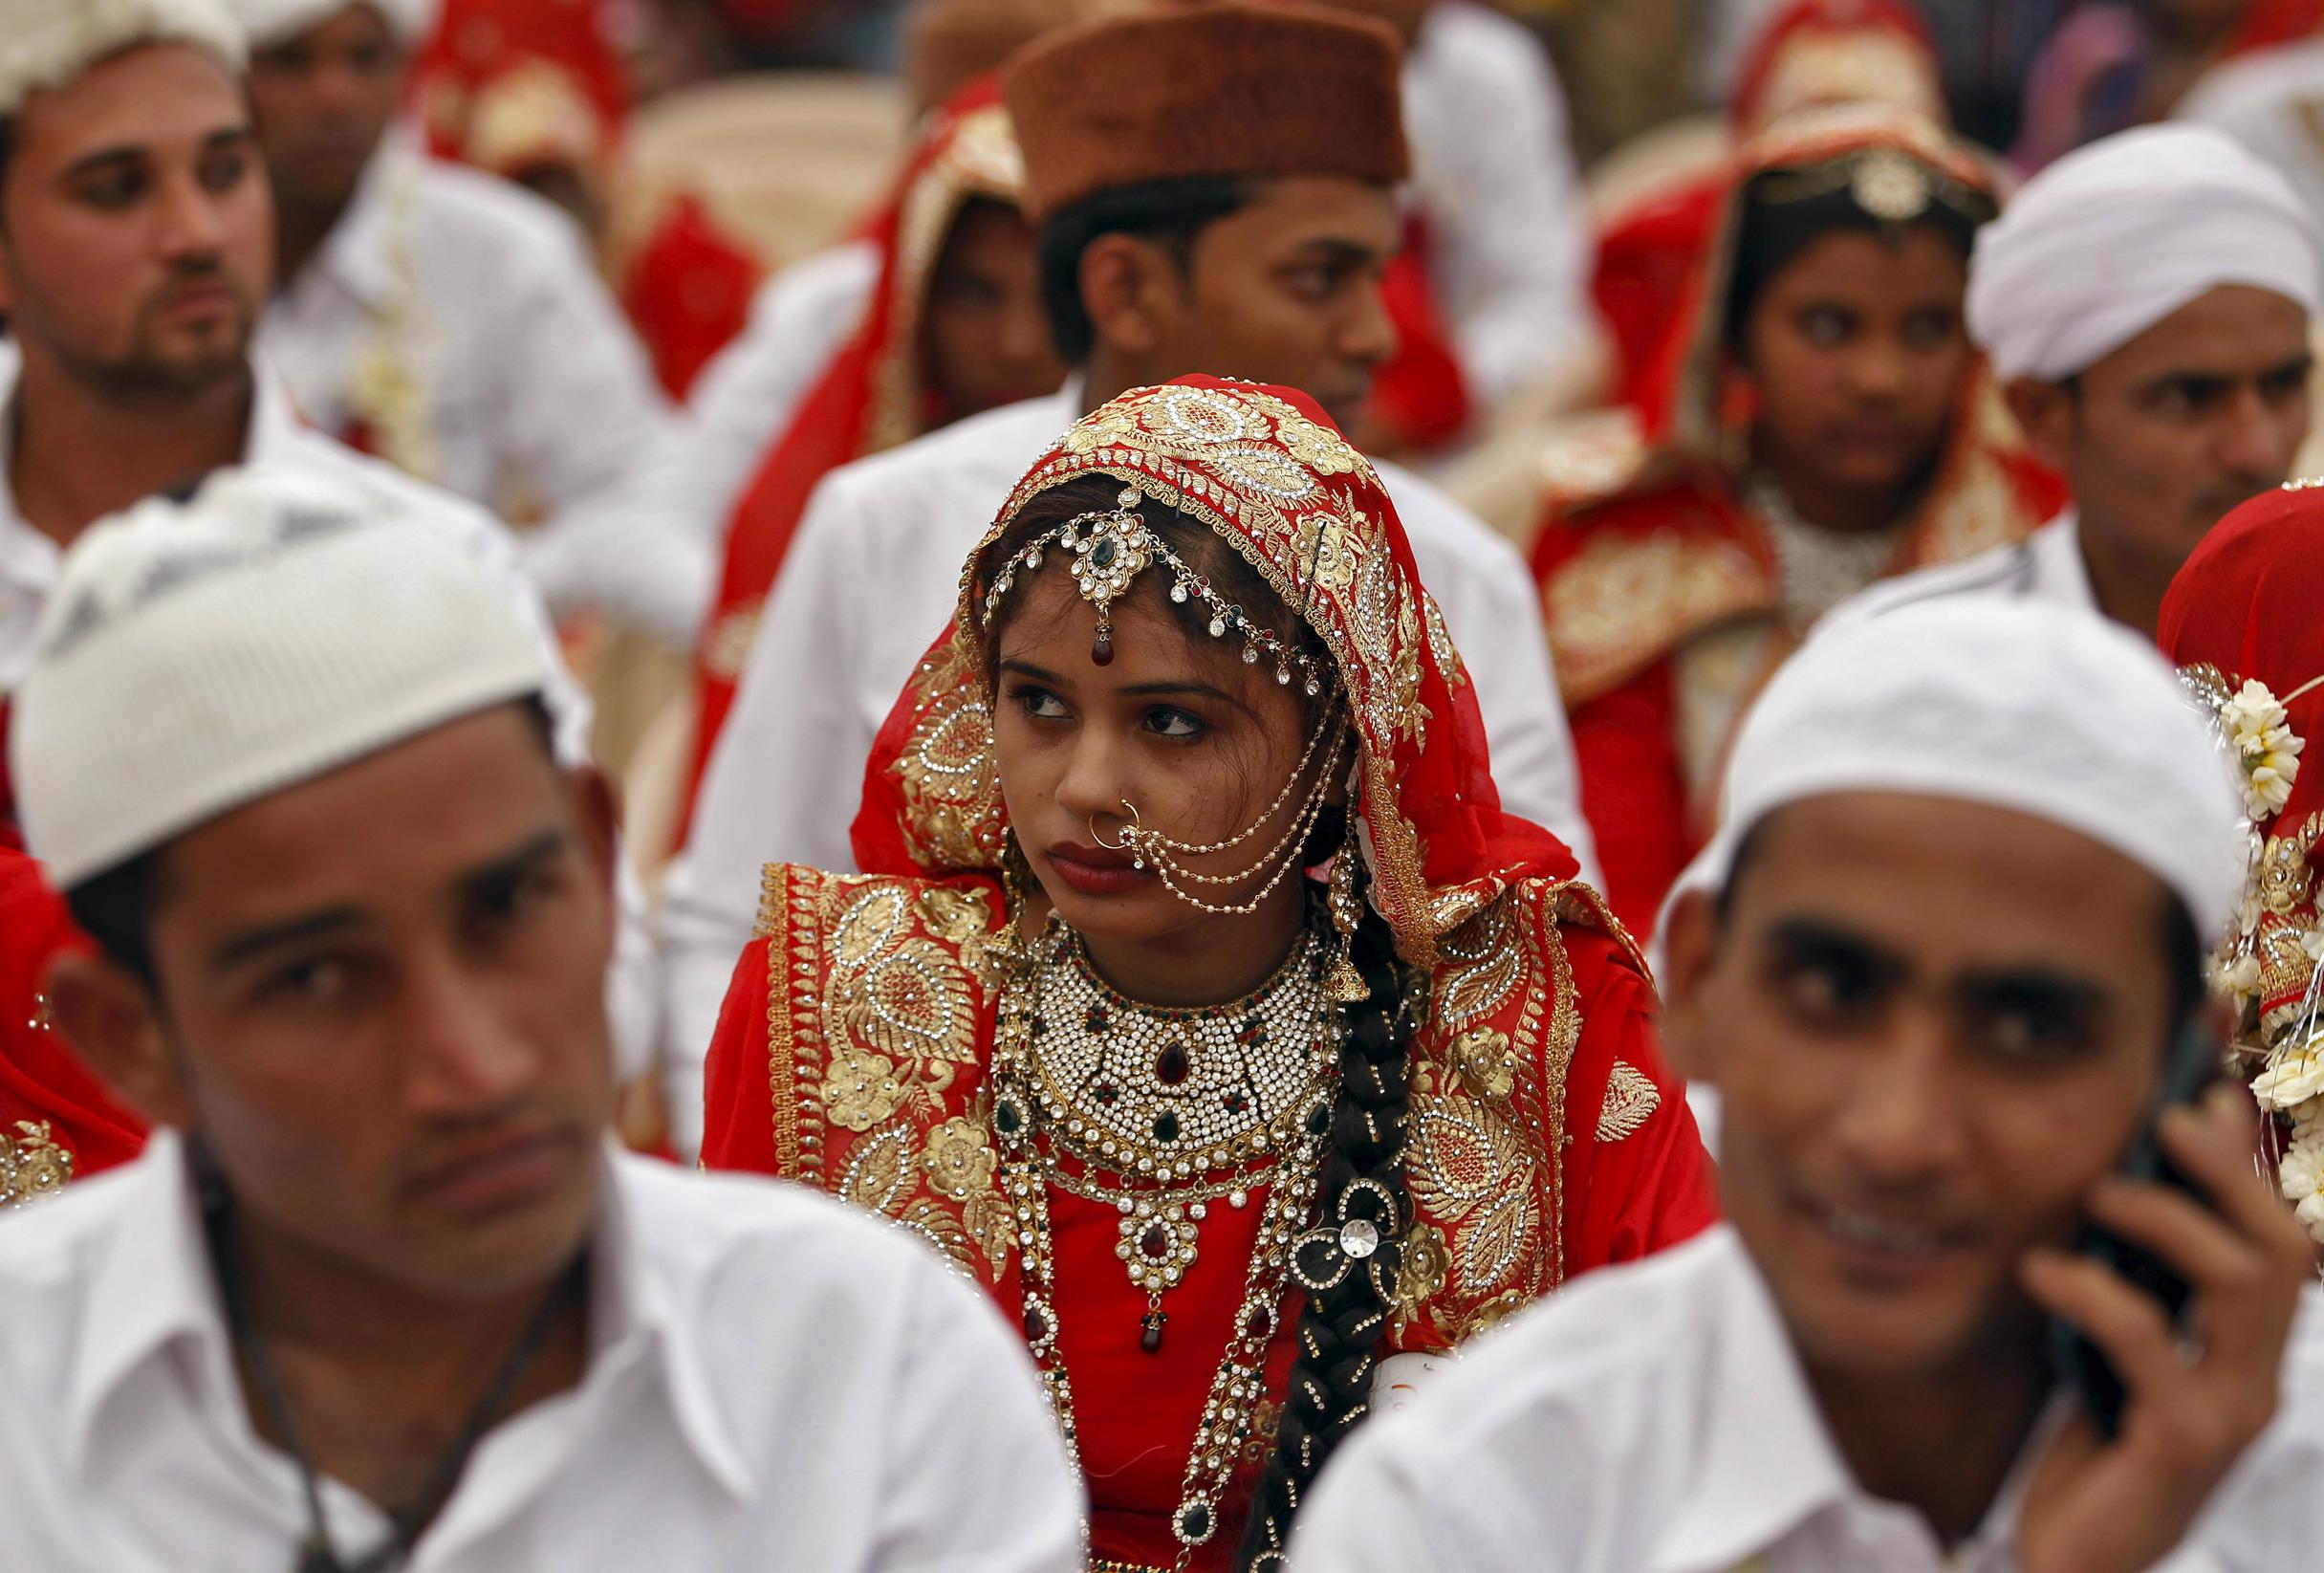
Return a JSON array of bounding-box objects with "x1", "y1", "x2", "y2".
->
[
  {"x1": 850, "y1": 376, "x2": 1584, "y2": 971},
  {"x1": 2161, "y1": 485, "x2": 2324, "y2": 1055}
]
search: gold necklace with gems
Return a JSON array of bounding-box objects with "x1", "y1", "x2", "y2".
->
[{"x1": 992, "y1": 911, "x2": 1340, "y2": 1564}]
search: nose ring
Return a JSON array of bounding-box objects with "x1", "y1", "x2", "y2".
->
[{"x1": 1089, "y1": 797, "x2": 1141, "y2": 850}]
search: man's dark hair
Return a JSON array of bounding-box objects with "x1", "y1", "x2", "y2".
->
[
  {"x1": 1715, "y1": 815, "x2": 2211, "y2": 1038},
  {"x1": 64, "y1": 694, "x2": 559, "y2": 991},
  {"x1": 0, "y1": 118, "x2": 14, "y2": 216},
  {"x1": 1036, "y1": 176, "x2": 1251, "y2": 363}
]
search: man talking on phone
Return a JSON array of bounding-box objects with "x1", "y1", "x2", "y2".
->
[{"x1": 1292, "y1": 599, "x2": 2322, "y2": 1573}]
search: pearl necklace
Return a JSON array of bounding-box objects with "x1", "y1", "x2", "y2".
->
[{"x1": 992, "y1": 914, "x2": 1338, "y2": 1564}]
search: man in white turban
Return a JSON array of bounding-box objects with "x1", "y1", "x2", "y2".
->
[
  {"x1": 0, "y1": 465, "x2": 1082, "y2": 1573},
  {"x1": 1292, "y1": 597, "x2": 2324, "y2": 1573},
  {"x1": 222, "y1": 0, "x2": 709, "y2": 648},
  {"x1": 1825, "y1": 123, "x2": 2321, "y2": 640}
]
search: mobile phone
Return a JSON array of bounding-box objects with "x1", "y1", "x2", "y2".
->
[{"x1": 2047, "y1": 1017, "x2": 2224, "y2": 1439}]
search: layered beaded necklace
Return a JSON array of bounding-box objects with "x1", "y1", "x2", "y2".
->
[{"x1": 992, "y1": 909, "x2": 1340, "y2": 1564}]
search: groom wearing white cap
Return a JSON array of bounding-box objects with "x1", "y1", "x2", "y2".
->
[
  {"x1": 1293, "y1": 598, "x2": 2323, "y2": 1573},
  {"x1": 1828, "y1": 124, "x2": 2321, "y2": 641},
  {"x1": 0, "y1": 467, "x2": 1080, "y2": 1573}
]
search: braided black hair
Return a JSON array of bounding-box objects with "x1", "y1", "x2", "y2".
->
[{"x1": 1235, "y1": 864, "x2": 1417, "y2": 1571}]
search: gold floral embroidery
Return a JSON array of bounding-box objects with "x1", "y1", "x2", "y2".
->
[
  {"x1": 922, "y1": 1115, "x2": 998, "y2": 1200},
  {"x1": 1453, "y1": 1028, "x2": 1518, "y2": 1104},
  {"x1": 1406, "y1": 1070, "x2": 1542, "y2": 1301},
  {"x1": 762, "y1": 868, "x2": 1012, "y2": 1278},
  {"x1": 1542, "y1": 529, "x2": 1769, "y2": 706},
  {"x1": 1596, "y1": 1060, "x2": 1661, "y2": 1143},
  {"x1": 894, "y1": 643, "x2": 1009, "y2": 873},
  {"x1": 1391, "y1": 1220, "x2": 1451, "y2": 1337},
  {"x1": 822, "y1": 1047, "x2": 908, "y2": 1132},
  {"x1": 0, "y1": 1121, "x2": 73, "y2": 1209},
  {"x1": 840, "y1": 1125, "x2": 915, "y2": 1213},
  {"x1": 1451, "y1": 1288, "x2": 1530, "y2": 1344},
  {"x1": 1292, "y1": 508, "x2": 1359, "y2": 593}
]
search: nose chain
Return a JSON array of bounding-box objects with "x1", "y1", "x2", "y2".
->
[{"x1": 1094, "y1": 716, "x2": 1351, "y2": 917}]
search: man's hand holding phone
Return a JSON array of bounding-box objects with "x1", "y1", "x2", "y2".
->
[{"x1": 2017, "y1": 1082, "x2": 2313, "y2": 1573}]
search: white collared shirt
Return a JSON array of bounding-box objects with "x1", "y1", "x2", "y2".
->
[
  {"x1": 1814, "y1": 512, "x2": 2100, "y2": 639},
  {"x1": 0, "y1": 1133, "x2": 1084, "y2": 1573},
  {"x1": 258, "y1": 144, "x2": 710, "y2": 646},
  {"x1": 0, "y1": 353, "x2": 662, "y2": 1077},
  {"x1": 1291, "y1": 1224, "x2": 2324, "y2": 1573},
  {"x1": 655, "y1": 387, "x2": 1597, "y2": 1150},
  {"x1": 665, "y1": 239, "x2": 881, "y2": 543}
]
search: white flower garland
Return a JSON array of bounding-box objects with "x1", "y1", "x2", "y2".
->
[{"x1": 2187, "y1": 667, "x2": 2324, "y2": 1242}]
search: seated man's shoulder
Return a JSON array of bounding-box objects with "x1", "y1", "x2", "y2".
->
[
  {"x1": 1814, "y1": 535, "x2": 2041, "y2": 642},
  {"x1": 1315, "y1": 1229, "x2": 1732, "y2": 1555}
]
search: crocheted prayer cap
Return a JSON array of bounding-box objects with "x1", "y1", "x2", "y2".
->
[
  {"x1": 12, "y1": 467, "x2": 549, "y2": 889},
  {"x1": 1003, "y1": 0, "x2": 1410, "y2": 225},
  {"x1": 0, "y1": 0, "x2": 244, "y2": 119}
]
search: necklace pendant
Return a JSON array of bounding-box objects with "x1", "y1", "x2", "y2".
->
[
  {"x1": 1114, "y1": 1197, "x2": 1202, "y2": 1295},
  {"x1": 1140, "y1": 1305, "x2": 1167, "y2": 1354}
]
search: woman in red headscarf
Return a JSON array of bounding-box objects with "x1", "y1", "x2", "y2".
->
[
  {"x1": 676, "y1": 83, "x2": 1063, "y2": 837},
  {"x1": 1593, "y1": 0, "x2": 1948, "y2": 406},
  {"x1": 700, "y1": 377, "x2": 1716, "y2": 1571},
  {"x1": 0, "y1": 848, "x2": 144, "y2": 1208},
  {"x1": 2160, "y1": 484, "x2": 2324, "y2": 1245},
  {"x1": 1531, "y1": 107, "x2": 2061, "y2": 938}
]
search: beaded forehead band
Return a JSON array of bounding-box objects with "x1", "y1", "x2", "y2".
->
[{"x1": 982, "y1": 484, "x2": 1330, "y2": 695}]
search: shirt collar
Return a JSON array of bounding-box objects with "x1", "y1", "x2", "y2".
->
[
  {"x1": 2031, "y1": 510, "x2": 2099, "y2": 610},
  {"x1": 1649, "y1": 1231, "x2": 2074, "y2": 1573},
  {"x1": 587, "y1": 1152, "x2": 755, "y2": 1502},
  {"x1": 63, "y1": 1131, "x2": 235, "y2": 1478},
  {"x1": 1648, "y1": 1232, "x2": 1859, "y2": 1573},
  {"x1": 62, "y1": 1135, "x2": 754, "y2": 1506}
]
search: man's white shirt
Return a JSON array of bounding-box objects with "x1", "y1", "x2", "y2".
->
[
  {"x1": 0, "y1": 353, "x2": 661, "y2": 1078},
  {"x1": 1290, "y1": 1224, "x2": 2324, "y2": 1573},
  {"x1": 258, "y1": 144, "x2": 711, "y2": 646},
  {"x1": 1815, "y1": 513, "x2": 2099, "y2": 638},
  {"x1": 0, "y1": 1133, "x2": 1084, "y2": 1573},
  {"x1": 656, "y1": 386, "x2": 1597, "y2": 1148},
  {"x1": 664, "y1": 239, "x2": 882, "y2": 549}
]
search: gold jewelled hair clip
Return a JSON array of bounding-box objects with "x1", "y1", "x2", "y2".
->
[{"x1": 983, "y1": 484, "x2": 1328, "y2": 693}]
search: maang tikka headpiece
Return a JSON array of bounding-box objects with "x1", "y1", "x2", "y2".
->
[{"x1": 982, "y1": 483, "x2": 1329, "y2": 695}]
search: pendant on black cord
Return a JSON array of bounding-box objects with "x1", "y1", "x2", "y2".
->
[
  {"x1": 1140, "y1": 1304, "x2": 1167, "y2": 1354},
  {"x1": 294, "y1": 1533, "x2": 345, "y2": 1573}
]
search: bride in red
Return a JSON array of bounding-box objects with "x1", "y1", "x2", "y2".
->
[{"x1": 700, "y1": 376, "x2": 1715, "y2": 1569}]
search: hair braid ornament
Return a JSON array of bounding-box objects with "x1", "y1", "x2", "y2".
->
[{"x1": 1234, "y1": 901, "x2": 1417, "y2": 1572}]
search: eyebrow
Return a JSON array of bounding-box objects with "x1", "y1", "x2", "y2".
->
[
  {"x1": 1947, "y1": 968, "x2": 2111, "y2": 1019},
  {"x1": 206, "y1": 829, "x2": 572, "y2": 972},
  {"x1": 1279, "y1": 237, "x2": 1386, "y2": 269},
  {"x1": 62, "y1": 125, "x2": 253, "y2": 182},
  {"x1": 1762, "y1": 917, "x2": 1908, "y2": 983}
]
